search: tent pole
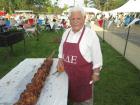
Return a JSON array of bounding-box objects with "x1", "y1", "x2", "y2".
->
[
  {"x1": 124, "y1": 26, "x2": 130, "y2": 56},
  {"x1": 103, "y1": 28, "x2": 105, "y2": 42},
  {"x1": 102, "y1": 19, "x2": 105, "y2": 42}
]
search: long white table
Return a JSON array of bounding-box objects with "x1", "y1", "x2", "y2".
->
[{"x1": 0, "y1": 58, "x2": 68, "y2": 105}]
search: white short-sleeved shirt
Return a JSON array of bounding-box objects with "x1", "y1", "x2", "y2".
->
[{"x1": 58, "y1": 26, "x2": 103, "y2": 70}]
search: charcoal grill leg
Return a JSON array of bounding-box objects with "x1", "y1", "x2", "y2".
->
[
  {"x1": 10, "y1": 45, "x2": 14, "y2": 55},
  {"x1": 36, "y1": 30, "x2": 39, "y2": 41},
  {"x1": 23, "y1": 38, "x2": 25, "y2": 53}
]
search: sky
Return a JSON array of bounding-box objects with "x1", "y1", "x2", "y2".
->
[{"x1": 52, "y1": 0, "x2": 84, "y2": 8}]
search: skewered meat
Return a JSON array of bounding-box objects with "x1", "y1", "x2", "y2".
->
[{"x1": 14, "y1": 58, "x2": 53, "y2": 105}]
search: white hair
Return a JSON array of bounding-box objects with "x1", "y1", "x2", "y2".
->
[{"x1": 68, "y1": 6, "x2": 85, "y2": 17}]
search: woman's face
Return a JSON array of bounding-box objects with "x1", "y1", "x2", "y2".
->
[{"x1": 69, "y1": 11, "x2": 85, "y2": 33}]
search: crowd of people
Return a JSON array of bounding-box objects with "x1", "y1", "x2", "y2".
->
[
  {"x1": 0, "y1": 13, "x2": 69, "y2": 33},
  {"x1": 79, "y1": 12, "x2": 140, "y2": 31},
  {"x1": 95, "y1": 12, "x2": 140, "y2": 29}
]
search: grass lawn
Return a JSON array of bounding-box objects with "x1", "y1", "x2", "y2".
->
[
  {"x1": 95, "y1": 40, "x2": 140, "y2": 105},
  {"x1": 0, "y1": 30, "x2": 140, "y2": 105}
]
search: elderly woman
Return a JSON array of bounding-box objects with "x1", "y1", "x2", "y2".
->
[{"x1": 57, "y1": 6, "x2": 103, "y2": 105}]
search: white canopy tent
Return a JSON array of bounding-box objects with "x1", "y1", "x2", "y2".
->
[
  {"x1": 15, "y1": 10, "x2": 33, "y2": 13},
  {"x1": 63, "y1": 7, "x2": 101, "y2": 15},
  {"x1": 109, "y1": 0, "x2": 140, "y2": 13},
  {"x1": 107, "y1": 0, "x2": 140, "y2": 57},
  {"x1": 83, "y1": 7, "x2": 101, "y2": 14}
]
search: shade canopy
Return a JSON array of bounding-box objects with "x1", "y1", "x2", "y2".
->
[
  {"x1": 109, "y1": 0, "x2": 140, "y2": 13},
  {"x1": 83, "y1": 7, "x2": 101, "y2": 14},
  {"x1": 14, "y1": 10, "x2": 33, "y2": 13}
]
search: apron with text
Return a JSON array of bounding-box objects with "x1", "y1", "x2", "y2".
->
[{"x1": 63, "y1": 26, "x2": 93, "y2": 102}]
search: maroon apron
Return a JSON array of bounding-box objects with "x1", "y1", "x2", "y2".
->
[{"x1": 63, "y1": 26, "x2": 93, "y2": 102}]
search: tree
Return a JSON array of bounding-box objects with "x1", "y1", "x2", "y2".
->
[
  {"x1": 63, "y1": 4, "x2": 68, "y2": 11},
  {"x1": 93, "y1": 0, "x2": 101, "y2": 9},
  {"x1": 93, "y1": 0, "x2": 128, "y2": 11},
  {"x1": 84, "y1": 0, "x2": 88, "y2": 7},
  {"x1": 0, "y1": 0, "x2": 66, "y2": 14}
]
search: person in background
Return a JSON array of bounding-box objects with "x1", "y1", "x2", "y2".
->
[
  {"x1": 45, "y1": 16, "x2": 51, "y2": 30},
  {"x1": 10, "y1": 17, "x2": 17, "y2": 27},
  {"x1": 57, "y1": 6, "x2": 103, "y2": 105},
  {"x1": 61, "y1": 19, "x2": 67, "y2": 29},
  {"x1": 4, "y1": 18, "x2": 11, "y2": 31},
  {"x1": 0, "y1": 18, "x2": 6, "y2": 32},
  {"x1": 97, "y1": 15, "x2": 104, "y2": 27},
  {"x1": 107, "y1": 15, "x2": 114, "y2": 29}
]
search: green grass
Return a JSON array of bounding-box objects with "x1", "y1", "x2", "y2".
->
[
  {"x1": 0, "y1": 30, "x2": 140, "y2": 105},
  {"x1": 0, "y1": 30, "x2": 62, "y2": 78},
  {"x1": 94, "y1": 40, "x2": 140, "y2": 105}
]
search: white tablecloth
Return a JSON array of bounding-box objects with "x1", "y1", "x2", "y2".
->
[{"x1": 0, "y1": 58, "x2": 68, "y2": 105}]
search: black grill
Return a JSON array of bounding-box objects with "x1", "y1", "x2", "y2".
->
[{"x1": 0, "y1": 31, "x2": 25, "y2": 54}]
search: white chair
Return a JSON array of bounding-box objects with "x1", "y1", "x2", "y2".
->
[
  {"x1": 53, "y1": 23, "x2": 61, "y2": 34},
  {"x1": 24, "y1": 26, "x2": 36, "y2": 37}
]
